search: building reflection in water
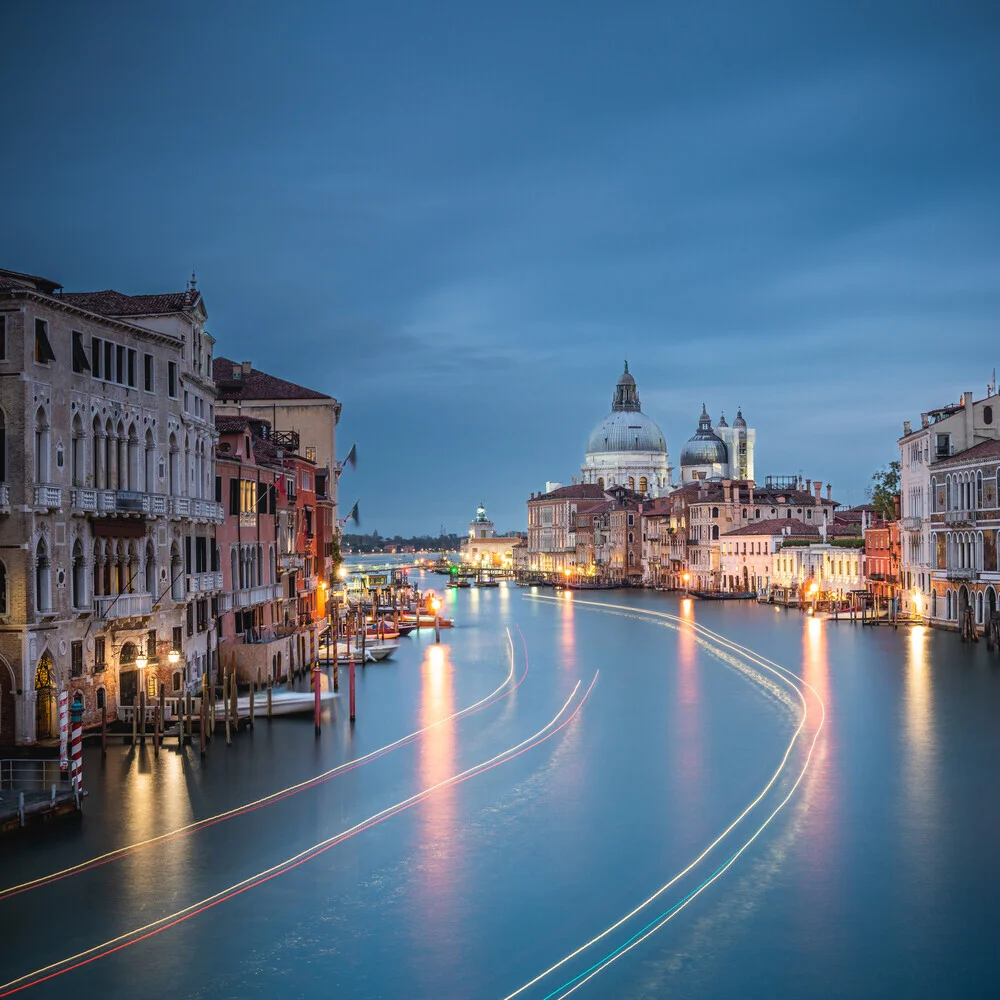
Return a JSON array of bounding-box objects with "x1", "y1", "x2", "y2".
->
[{"x1": 413, "y1": 643, "x2": 461, "y2": 967}]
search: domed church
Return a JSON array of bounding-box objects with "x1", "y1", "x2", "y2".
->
[
  {"x1": 679, "y1": 404, "x2": 755, "y2": 483},
  {"x1": 581, "y1": 363, "x2": 671, "y2": 496}
]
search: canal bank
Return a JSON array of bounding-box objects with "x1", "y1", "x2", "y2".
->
[{"x1": 1, "y1": 581, "x2": 999, "y2": 999}]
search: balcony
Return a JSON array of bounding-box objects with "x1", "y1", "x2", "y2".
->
[
  {"x1": 869, "y1": 572, "x2": 885, "y2": 581},
  {"x1": 167, "y1": 497, "x2": 225, "y2": 522},
  {"x1": 945, "y1": 510, "x2": 975, "y2": 525},
  {"x1": 70, "y1": 488, "x2": 170, "y2": 517},
  {"x1": 901, "y1": 516, "x2": 921, "y2": 531},
  {"x1": 232, "y1": 583, "x2": 282, "y2": 608},
  {"x1": 93, "y1": 592, "x2": 153, "y2": 619},
  {"x1": 33, "y1": 484, "x2": 63, "y2": 509},
  {"x1": 278, "y1": 553, "x2": 304, "y2": 572},
  {"x1": 186, "y1": 571, "x2": 224, "y2": 595},
  {"x1": 945, "y1": 567, "x2": 980, "y2": 582}
]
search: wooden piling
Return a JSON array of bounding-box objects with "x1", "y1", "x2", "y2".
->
[
  {"x1": 186, "y1": 691, "x2": 193, "y2": 744},
  {"x1": 267, "y1": 673, "x2": 272, "y2": 720},
  {"x1": 230, "y1": 669, "x2": 238, "y2": 731},
  {"x1": 200, "y1": 696, "x2": 207, "y2": 756},
  {"x1": 153, "y1": 695, "x2": 159, "y2": 757},
  {"x1": 139, "y1": 689, "x2": 146, "y2": 744},
  {"x1": 101, "y1": 704, "x2": 107, "y2": 758},
  {"x1": 313, "y1": 664, "x2": 321, "y2": 736},
  {"x1": 249, "y1": 679, "x2": 255, "y2": 729},
  {"x1": 158, "y1": 684, "x2": 165, "y2": 751},
  {"x1": 132, "y1": 697, "x2": 138, "y2": 747}
]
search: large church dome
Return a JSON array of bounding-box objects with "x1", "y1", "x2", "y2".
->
[
  {"x1": 680, "y1": 404, "x2": 729, "y2": 466},
  {"x1": 585, "y1": 362, "x2": 667, "y2": 455}
]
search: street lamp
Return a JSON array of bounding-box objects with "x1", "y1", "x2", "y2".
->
[
  {"x1": 431, "y1": 596, "x2": 442, "y2": 643},
  {"x1": 168, "y1": 649, "x2": 180, "y2": 665},
  {"x1": 682, "y1": 571, "x2": 690, "y2": 594},
  {"x1": 808, "y1": 580, "x2": 819, "y2": 614}
]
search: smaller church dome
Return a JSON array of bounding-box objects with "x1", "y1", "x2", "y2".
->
[
  {"x1": 733, "y1": 408, "x2": 747, "y2": 428},
  {"x1": 680, "y1": 404, "x2": 729, "y2": 467}
]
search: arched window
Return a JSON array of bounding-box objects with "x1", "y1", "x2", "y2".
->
[
  {"x1": 755, "y1": 508, "x2": 761, "y2": 519},
  {"x1": 144, "y1": 541, "x2": 155, "y2": 594},
  {"x1": 170, "y1": 543, "x2": 182, "y2": 600},
  {"x1": 257, "y1": 545, "x2": 263, "y2": 586},
  {"x1": 711, "y1": 507, "x2": 719, "y2": 518},
  {"x1": 977, "y1": 471, "x2": 983, "y2": 510},
  {"x1": 126, "y1": 423, "x2": 139, "y2": 491},
  {"x1": 34, "y1": 406, "x2": 50, "y2": 482},
  {"x1": 168, "y1": 433, "x2": 179, "y2": 494},
  {"x1": 628, "y1": 477, "x2": 635, "y2": 491},
  {"x1": 145, "y1": 429, "x2": 156, "y2": 492},
  {"x1": 628, "y1": 532, "x2": 634, "y2": 544},
  {"x1": 711, "y1": 525, "x2": 719, "y2": 540},
  {"x1": 597, "y1": 477, "x2": 604, "y2": 490},
  {"x1": 231, "y1": 548, "x2": 238, "y2": 590},
  {"x1": 71, "y1": 414, "x2": 84, "y2": 485},
  {"x1": 35, "y1": 539, "x2": 50, "y2": 612},
  {"x1": 96, "y1": 687, "x2": 106, "y2": 710},
  {"x1": 269, "y1": 545, "x2": 276, "y2": 584},
  {"x1": 639, "y1": 476, "x2": 648, "y2": 494},
  {"x1": 72, "y1": 540, "x2": 86, "y2": 609}
]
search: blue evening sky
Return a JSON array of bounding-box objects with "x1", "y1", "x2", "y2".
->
[{"x1": 3, "y1": 2, "x2": 998, "y2": 535}]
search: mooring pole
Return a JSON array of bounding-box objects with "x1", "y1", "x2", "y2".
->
[{"x1": 349, "y1": 655, "x2": 356, "y2": 722}]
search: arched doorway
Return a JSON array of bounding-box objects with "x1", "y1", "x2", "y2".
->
[
  {"x1": 119, "y1": 641, "x2": 138, "y2": 709},
  {"x1": 988, "y1": 586, "x2": 997, "y2": 621},
  {"x1": 958, "y1": 585, "x2": 970, "y2": 619},
  {"x1": 0, "y1": 657, "x2": 15, "y2": 746},
  {"x1": 34, "y1": 655, "x2": 57, "y2": 739}
]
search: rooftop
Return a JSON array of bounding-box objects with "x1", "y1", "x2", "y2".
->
[
  {"x1": 722, "y1": 518, "x2": 820, "y2": 538},
  {"x1": 932, "y1": 437, "x2": 1000, "y2": 468},
  {"x1": 59, "y1": 288, "x2": 201, "y2": 316},
  {"x1": 213, "y1": 357, "x2": 332, "y2": 401}
]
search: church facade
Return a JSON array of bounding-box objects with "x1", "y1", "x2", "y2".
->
[{"x1": 580, "y1": 363, "x2": 671, "y2": 496}]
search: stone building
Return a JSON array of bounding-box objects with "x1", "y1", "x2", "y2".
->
[
  {"x1": 0, "y1": 268, "x2": 222, "y2": 745},
  {"x1": 460, "y1": 503, "x2": 516, "y2": 568},
  {"x1": 678, "y1": 404, "x2": 756, "y2": 484}
]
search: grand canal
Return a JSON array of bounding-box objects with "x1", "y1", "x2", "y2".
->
[{"x1": 2, "y1": 579, "x2": 999, "y2": 998}]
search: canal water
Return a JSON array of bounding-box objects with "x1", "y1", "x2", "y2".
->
[{"x1": 2, "y1": 579, "x2": 999, "y2": 999}]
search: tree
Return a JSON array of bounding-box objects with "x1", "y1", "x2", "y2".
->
[{"x1": 867, "y1": 461, "x2": 901, "y2": 520}]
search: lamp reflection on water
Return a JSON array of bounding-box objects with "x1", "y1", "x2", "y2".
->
[
  {"x1": 414, "y1": 642, "x2": 460, "y2": 952},
  {"x1": 674, "y1": 595, "x2": 703, "y2": 830}
]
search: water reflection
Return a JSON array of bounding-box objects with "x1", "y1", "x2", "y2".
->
[
  {"x1": 674, "y1": 598, "x2": 703, "y2": 828},
  {"x1": 413, "y1": 643, "x2": 460, "y2": 967},
  {"x1": 902, "y1": 627, "x2": 936, "y2": 870},
  {"x1": 558, "y1": 592, "x2": 576, "y2": 670}
]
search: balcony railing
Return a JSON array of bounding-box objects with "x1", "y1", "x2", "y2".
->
[
  {"x1": 33, "y1": 484, "x2": 63, "y2": 509},
  {"x1": 186, "y1": 571, "x2": 224, "y2": 594},
  {"x1": 167, "y1": 497, "x2": 225, "y2": 522},
  {"x1": 70, "y1": 488, "x2": 170, "y2": 517},
  {"x1": 869, "y1": 572, "x2": 885, "y2": 581},
  {"x1": 93, "y1": 592, "x2": 153, "y2": 619},
  {"x1": 945, "y1": 567, "x2": 980, "y2": 582},
  {"x1": 278, "y1": 553, "x2": 304, "y2": 572},
  {"x1": 901, "y1": 516, "x2": 921, "y2": 531},
  {"x1": 232, "y1": 584, "x2": 282, "y2": 608}
]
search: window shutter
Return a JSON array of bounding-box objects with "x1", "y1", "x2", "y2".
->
[
  {"x1": 229, "y1": 478, "x2": 239, "y2": 515},
  {"x1": 215, "y1": 475, "x2": 222, "y2": 503}
]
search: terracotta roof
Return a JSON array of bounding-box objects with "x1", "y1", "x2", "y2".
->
[
  {"x1": 213, "y1": 356, "x2": 331, "y2": 401},
  {"x1": 59, "y1": 289, "x2": 200, "y2": 316},
  {"x1": 0, "y1": 268, "x2": 62, "y2": 294},
  {"x1": 531, "y1": 483, "x2": 607, "y2": 502},
  {"x1": 723, "y1": 518, "x2": 820, "y2": 538},
  {"x1": 215, "y1": 415, "x2": 251, "y2": 434},
  {"x1": 932, "y1": 438, "x2": 1000, "y2": 468}
]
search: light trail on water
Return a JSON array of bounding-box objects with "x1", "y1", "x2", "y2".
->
[
  {"x1": 503, "y1": 596, "x2": 825, "y2": 1000},
  {"x1": 0, "y1": 628, "x2": 526, "y2": 901},
  {"x1": 0, "y1": 666, "x2": 599, "y2": 997}
]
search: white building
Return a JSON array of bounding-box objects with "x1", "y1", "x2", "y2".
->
[
  {"x1": 897, "y1": 387, "x2": 1000, "y2": 621},
  {"x1": 581, "y1": 363, "x2": 670, "y2": 496}
]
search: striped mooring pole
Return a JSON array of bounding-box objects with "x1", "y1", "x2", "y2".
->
[
  {"x1": 58, "y1": 690, "x2": 69, "y2": 773},
  {"x1": 70, "y1": 696, "x2": 84, "y2": 792}
]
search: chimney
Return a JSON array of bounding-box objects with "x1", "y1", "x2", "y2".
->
[
  {"x1": 242, "y1": 360, "x2": 252, "y2": 376},
  {"x1": 814, "y1": 481, "x2": 823, "y2": 503},
  {"x1": 964, "y1": 390, "x2": 974, "y2": 443},
  {"x1": 749, "y1": 484, "x2": 755, "y2": 505},
  {"x1": 903, "y1": 420, "x2": 911, "y2": 436},
  {"x1": 826, "y1": 484, "x2": 832, "y2": 501},
  {"x1": 232, "y1": 363, "x2": 240, "y2": 379},
  {"x1": 921, "y1": 413, "x2": 929, "y2": 429},
  {"x1": 805, "y1": 479, "x2": 811, "y2": 493}
]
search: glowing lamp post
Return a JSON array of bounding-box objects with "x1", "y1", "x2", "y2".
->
[
  {"x1": 431, "y1": 596, "x2": 442, "y2": 643},
  {"x1": 809, "y1": 580, "x2": 819, "y2": 614},
  {"x1": 682, "y1": 571, "x2": 690, "y2": 594}
]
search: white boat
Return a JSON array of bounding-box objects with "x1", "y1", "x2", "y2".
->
[
  {"x1": 364, "y1": 641, "x2": 399, "y2": 662},
  {"x1": 217, "y1": 688, "x2": 338, "y2": 718}
]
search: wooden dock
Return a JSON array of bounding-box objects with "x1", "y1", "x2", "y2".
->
[{"x1": 0, "y1": 758, "x2": 85, "y2": 835}]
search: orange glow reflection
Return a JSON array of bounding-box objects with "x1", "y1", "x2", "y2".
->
[
  {"x1": 674, "y1": 602, "x2": 702, "y2": 830},
  {"x1": 415, "y1": 643, "x2": 459, "y2": 937},
  {"x1": 559, "y1": 592, "x2": 576, "y2": 669},
  {"x1": 903, "y1": 627, "x2": 935, "y2": 827}
]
